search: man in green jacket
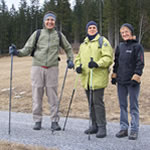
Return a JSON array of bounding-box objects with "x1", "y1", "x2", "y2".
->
[
  {"x1": 75, "y1": 21, "x2": 113, "y2": 138},
  {"x1": 9, "y1": 11, "x2": 74, "y2": 131}
]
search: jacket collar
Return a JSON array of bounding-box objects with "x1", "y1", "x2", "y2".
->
[
  {"x1": 43, "y1": 27, "x2": 55, "y2": 32},
  {"x1": 84, "y1": 34, "x2": 100, "y2": 44},
  {"x1": 124, "y1": 39, "x2": 138, "y2": 45}
]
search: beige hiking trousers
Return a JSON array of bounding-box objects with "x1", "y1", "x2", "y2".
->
[{"x1": 31, "y1": 66, "x2": 60, "y2": 123}]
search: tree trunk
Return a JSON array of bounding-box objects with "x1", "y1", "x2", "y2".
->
[
  {"x1": 99, "y1": 0, "x2": 102, "y2": 35},
  {"x1": 114, "y1": 15, "x2": 119, "y2": 49},
  {"x1": 138, "y1": 14, "x2": 143, "y2": 44},
  {"x1": 114, "y1": 0, "x2": 119, "y2": 48},
  {"x1": 108, "y1": 19, "x2": 114, "y2": 48}
]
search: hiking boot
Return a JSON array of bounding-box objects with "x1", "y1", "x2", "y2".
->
[
  {"x1": 84, "y1": 125, "x2": 98, "y2": 134},
  {"x1": 96, "y1": 126, "x2": 107, "y2": 138},
  {"x1": 128, "y1": 131, "x2": 138, "y2": 140},
  {"x1": 116, "y1": 130, "x2": 128, "y2": 138},
  {"x1": 33, "y1": 122, "x2": 41, "y2": 130},
  {"x1": 51, "y1": 122, "x2": 61, "y2": 131}
]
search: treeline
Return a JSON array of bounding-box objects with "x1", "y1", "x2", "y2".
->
[{"x1": 0, "y1": 0, "x2": 150, "y2": 54}]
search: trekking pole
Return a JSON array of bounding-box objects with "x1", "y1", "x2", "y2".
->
[
  {"x1": 51, "y1": 66, "x2": 68, "y2": 134},
  {"x1": 63, "y1": 73, "x2": 79, "y2": 131},
  {"x1": 58, "y1": 66, "x2": 68, "y2": 111},
  {"x1": 9, "y1": 54, "x2": 13, "y2": 135},
  {"x1": 88, "y1": 57, "x2": 93, "y2": 140}
]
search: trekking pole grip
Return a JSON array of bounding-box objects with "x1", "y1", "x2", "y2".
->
[{"x1": 90, "y1": 57, "x2": 93, "y2": 62}]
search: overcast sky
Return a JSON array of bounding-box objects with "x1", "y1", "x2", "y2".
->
[{"x1": 5, "y1": 0, "x2": 75, "y2": 10}]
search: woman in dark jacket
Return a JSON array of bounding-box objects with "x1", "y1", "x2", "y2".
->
[{"x1": 111, "y1": 23, "x2": 144, "y2": 140}]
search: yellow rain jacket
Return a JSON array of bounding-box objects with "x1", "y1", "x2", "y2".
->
[{"x1": 75, "y1": 34, "x2": 113, "y2": 90}]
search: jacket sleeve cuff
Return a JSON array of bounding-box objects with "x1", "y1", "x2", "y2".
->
[
  {"x1": 111, "y1": 73, "x2": 117, "y2": 79},
  {"x1": 131, "y1": 74, "x2": 141, "y2": 83}
]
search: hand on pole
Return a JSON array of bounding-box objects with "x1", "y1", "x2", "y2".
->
[
  {"x1": 76, "y1": 64, "x2": 82, "y2": 74},
  {"x1": 67, "y1": 60, "x2": 74, "y2": 69},
  {"x1": 88, "y1": 57, "x2": 98, "y2": 68},
  {"x1": 9, "y1": 44, "x2": 18, "y2": 56}
]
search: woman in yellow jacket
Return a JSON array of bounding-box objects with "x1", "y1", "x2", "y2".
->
[{"x1": 75, "y1": 21, "x2": 113, "y2": 138}]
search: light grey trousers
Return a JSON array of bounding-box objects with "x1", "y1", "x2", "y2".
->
[{"x1": 31, "y1": 66, "x2": 60, "y2": 123}]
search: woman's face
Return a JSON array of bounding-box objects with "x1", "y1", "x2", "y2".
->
[
  {"x1": 87, "y1": 25, "x2": 98, "y2": 36},
  {"x1": 120, "y1": 26, "x2": 133, "y2": 41},
  {"x1": 44, "y1": 16, "x2": 55, "y2": 29}
]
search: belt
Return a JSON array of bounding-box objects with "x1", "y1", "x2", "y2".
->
[{"x1": 41, "y1": 66, "x2": 49, "y2": 69}]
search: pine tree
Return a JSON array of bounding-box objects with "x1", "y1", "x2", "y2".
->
[
  {"x1": 0, "y1": 0, "x2": 9, "y2": 53},
  {"x1": 56, "y1": 0, "x2": 72, "y2": 41}
]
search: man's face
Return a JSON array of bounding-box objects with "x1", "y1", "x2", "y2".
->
[
  {"x1": 44, "y1": 16, "x2": 55, "y2": 29},
  {"x1": 120, "y1": 26, "x2": 133, "y2": 41},
  {"x1": 87, "y1": 25, "x2": 98, "y2": 36}
]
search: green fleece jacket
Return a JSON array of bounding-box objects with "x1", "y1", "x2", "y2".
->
[
  {"x1": 75, "y1": 34, "x2": 113, "y2": 90},
  {"x1": 18, "y1": 28, "x2": 74, "y2": 67}
]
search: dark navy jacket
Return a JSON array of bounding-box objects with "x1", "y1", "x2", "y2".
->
[{"x1": 113, "y1": 40, "x2": 144, "y2": 84}]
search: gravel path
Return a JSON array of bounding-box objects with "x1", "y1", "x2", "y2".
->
[{"x1": 0, "y1": 111, "x2": 150, "y2": 150}]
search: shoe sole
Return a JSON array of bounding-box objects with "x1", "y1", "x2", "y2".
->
[
  {"x1": 33, "y1": 128, "x2": 41, "y2": 130},
  {"x1": 51, "y1": 128, "x2": 61, "y2": 131},
  {"x1": 116, "y1": 135, "x2": 128, "y2": 138},
  {"x1": 84, "y1": 131, "x2": 98, "y2": 135},
  {"x1": 96, "y1": 134, "x2": 106, "y2": 138},
  {"x1": 128, "y1": 136, "x2": 138, "y2": 140},
  {"x1": 84, "y1": 129, "x2": 98, "y2": 134}
]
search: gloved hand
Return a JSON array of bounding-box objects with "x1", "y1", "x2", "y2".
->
[
  {"x1": 9, "y1": 44, "x2": 18, "y2": 55},
  {"x1": 88, "y1": 60, "x2": 98, "y2": 68},
  {"x1": 131, "y1": 74, "x2": 141, "y2": 87},
  {"x1": 111, "y1": 73, "x2": 117, "y2": 85},
  {"x1": 111, "y1": 78, "x2": 117, "y2": 85},
  {"x1": 130, "y1": 80, "x2": 140, "y2": 87},
  {"x1": 58, "y1": 57, "x2": 61, "y2": 61},
  {"x1": 67, "y1": 60, "x2": 74, "y2": 69},
  {"x1": 76, "y1": 64, "x2": 82, "y2": 74}
]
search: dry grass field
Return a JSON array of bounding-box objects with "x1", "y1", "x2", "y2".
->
[
  {"x1": 0, "y1": 52, "x2": 150, "y2": 125},
  {"x1": 0, "y1": 52, "x2": 150, "y2": 149},
  {"x1": 0, "y1": 140, "x2": 57, "y2": 150}
]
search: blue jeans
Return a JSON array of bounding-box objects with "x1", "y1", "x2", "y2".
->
[{"x1": 117, "y1": 83, "x2": 140, "y2": 132}]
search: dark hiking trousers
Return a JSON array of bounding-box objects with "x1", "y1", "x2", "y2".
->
[{"x1": 85, "y1": 88, "x2": 106, "y2": 127}]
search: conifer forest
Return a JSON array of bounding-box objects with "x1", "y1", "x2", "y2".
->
[{"x1": 0, "y1": 0, "x2": 150, "y2": 54}]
